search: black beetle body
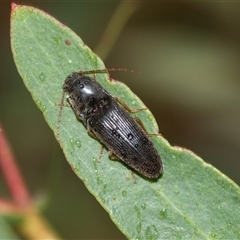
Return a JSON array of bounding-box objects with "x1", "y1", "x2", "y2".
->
[{"x1": 63, "y1": 72, "x2": 163, "y2": 179}]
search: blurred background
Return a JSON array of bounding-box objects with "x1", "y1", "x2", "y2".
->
[{"x1": 1, "y1": 1, "x2": 240, "y2": 239}]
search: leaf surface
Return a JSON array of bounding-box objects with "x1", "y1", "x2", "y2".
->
[{"x1": 11, "y1": 4, "x2": 240, "y2": 239}]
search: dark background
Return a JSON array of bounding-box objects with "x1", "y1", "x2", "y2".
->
[{"x1": 1, "y1": 1, "x2": 240, "y2": 239}]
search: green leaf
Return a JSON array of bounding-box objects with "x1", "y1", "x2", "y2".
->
[
  {"x1": 11, "y1": 3, "x2": 240, "y2": 239},
  {"x1": 0, "y1": 216, "x2": 19, "y2": 239}
]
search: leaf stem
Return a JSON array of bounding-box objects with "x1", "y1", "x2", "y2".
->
[
  {"x1": 18, "y1": 207, "x2": 62, "y2": 240},
  {"x1": 94, "y1": 1, "x2": 140, "y2": 61},
  {"x1": 0, "y1": 123, "x2": 30, "y2": 207},
  {"x1": 0, "y1": 123, "x2": 62, "y2": 239}
]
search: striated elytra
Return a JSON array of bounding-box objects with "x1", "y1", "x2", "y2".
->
[{"x1": 63, "y1": 71, "x2": 163, "y2": 179}]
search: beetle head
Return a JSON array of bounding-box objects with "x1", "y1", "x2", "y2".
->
[{"x1": 63, "y1": 72, "x2": 110, "y2": 121}]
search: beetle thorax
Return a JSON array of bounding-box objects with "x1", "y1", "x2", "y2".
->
[{"x1": 63, "y1": 72, "x2": 112, "y2": 121}]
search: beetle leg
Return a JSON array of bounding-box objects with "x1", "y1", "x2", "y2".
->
[
  {"x1": 133, "y1": 117, "x2": 160, "y2": 137},
  {"x1": 98, "y1": 145, "x2": 104, "y2": 163},
  {"x1": 115, "y1": 97, "x2": 147, "y2": 113},
  {"x1": 109, "y1": 77, "x2": 117, "y2": 82},
  {"x1": 86, "y1": 125, "x2": 106, "y2": 163},
  {"x1": 55, "y1": 103, "x2": 70, "y2": 107},
  {"x1": 109, "y1": 151, "x2": 137, "y2": 183},
  {"x1": 125, "y1": 171, "x2": 137, "y2": 183},
  {"x1": 86, "y1": 125, "x2": 98, "y2": 139},
  {"x1": 108, "y1": 150, "x2": 119, "y2": 160},
  {"x1": 131, "y1": 171, "x2": 137, "y2": 184},
  {"x1": 115, "y1": 97, "x2": 160, "y2": 137}
]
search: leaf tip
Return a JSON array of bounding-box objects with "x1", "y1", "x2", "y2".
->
[
  {"x1": 11, "y1": 2, "x2": 19, "y2": 19},
  {"x1": 11, "y1": 2, "x2": 18, "y2": 10}
]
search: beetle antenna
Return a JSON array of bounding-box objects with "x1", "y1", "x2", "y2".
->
[
  {"x1": 56, "y1": 90, "x2": 66, "y2": 142},
  {"x1": 107, "y1": 68, "x2": 141, "y2": 74},
  {"x1": 77, "y1": 68, "x2": 141, "y2": 75}
]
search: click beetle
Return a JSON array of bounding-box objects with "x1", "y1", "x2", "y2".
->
[{"x1": 61, "y1": 70, "x2": 163, "y2": 179}]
